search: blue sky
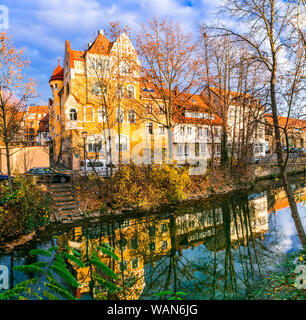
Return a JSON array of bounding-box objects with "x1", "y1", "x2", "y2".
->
[{"x1": 1, "y1": 0, "x2": 221, "y2": 105}]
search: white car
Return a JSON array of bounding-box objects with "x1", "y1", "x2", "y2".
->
[{"x1": 79, "y1": 160, "x2": 117, "y2": 177}]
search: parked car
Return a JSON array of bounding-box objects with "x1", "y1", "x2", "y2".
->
[
  {"x1": 80, "y1": 160, "x2": 117, "y2": 177},
  {"x1": 0, "y1": 173, "x2": 14, "y2": 182},
  {"x1": 27, "y1": 167, "x2": 71, "y2": 183}
]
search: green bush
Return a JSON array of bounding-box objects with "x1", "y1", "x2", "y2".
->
[{"x1": 0, "y1": 175, "x2": 51, "y2": 237}]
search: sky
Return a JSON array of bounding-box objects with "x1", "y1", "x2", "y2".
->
[{"x1": 0, "y1": 0, "x2": 222, "y2": 105}]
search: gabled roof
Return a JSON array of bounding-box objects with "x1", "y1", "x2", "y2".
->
[
  {"x1": 37, "y1": 113, "x2": 49, "y2": 133},
  {"x1": 87, "y1": 32, "x2": 113, "y2": 55}
]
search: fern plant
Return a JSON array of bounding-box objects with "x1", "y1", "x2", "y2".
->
[
  {"x1": 154, "y1": 290, "x2": 188, "y2": 300},
  {"x1": 0, "y1": 242, "x2": 121, "y2": 300}
]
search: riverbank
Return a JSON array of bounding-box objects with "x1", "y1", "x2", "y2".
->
[
  {"x1": 249, "y1": 247, "x2": 306, "y2": 300},
  {"x1": 0, "y1": 168, "x2": 304, "y2": 254}
]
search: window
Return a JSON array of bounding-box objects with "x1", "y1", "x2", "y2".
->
[
  {"x1": 187, "y1": 126, "x2": 192, "y2": 135},
  {"x1": 200, "y1": 143, "x2": 206, "y2": 155},
  {"x1": 159, "y1": 125, "x2": 165, "y2": 135},
  {"x1": 118, "y1": 237, "x2": 127, "y2": 251},
  {"x1": 149, "y1": 225, "x2": 156, "y2": 237},
  {"x1": 180, "y1": 126, "x2": 185, "y2": 135},
  {"x1": 177, "y1": 144, "x2": 183, "y2": 155},
  {"x1": 116, "y1": 108, "x2": 124, "y2": 123},
  {"x1": 131, "y1": 258, "x2": 139, "y2": 269},
  {"x1": 216, "y1": 145, "x2": 221, "y2": 154},
  {"x1": 119, "y1": 260, "x2": 128, "y2": 271},
  {"x1": 146, "y1": 123, "x2": 153, "y2": 135},
  {"x1": 160, "y1": 224, "x2": 167, "y2": 234},
  {"x1": 161, "y1": 241, "x2": 168, "y2": 250},
  {"x1": 158, "y1": 104, "x2": 165, "y2": 115},
  {"x1": 116, "y1": 85, "x2": 124, "y2": 99},
  {"x1": 128, "y1": 110, "x2": 136, "y2": 124},
  {"x1": 66, "y1": 83, "x2": 70, "y2": 96},
  {"x1": 115, "y1": 135, "x2": 128, "y2": 151},
  {"x1": 184, "y1": 144, "x2": 189, "y2": 155},
  {"x1": 54, "y1": 83, "x2": 58, "y2": 89},
  {"x1": 56, "y1": 115, "x2": 60, "y2": 121},
  {"x1": 92, "y1": 82, "x2": 105, "y2": 96},
  {"x1": 149, "y1": 242, "x2": 156, "y2": 252},
  {"x1": 131, "y1": 237, "x2": 138, "y2": 250},
  {"x1": 127, "y1": 85, "x2": 135, "y2": 99},
  {"x1": 98, "y1": 106, "x2": 107, "y2": 122},
  {"x1": 69, "y1": 108, "x2": 77, "y2": 121},
  {"x1": 87, "y1": 136, "x2": 102, "y2": 153},
  {"x1": 198, "y1": 127, "x2": 203, "y2": 136},
  {"x1": 146, "y1": 104, "x2": 153, "y2": 114},
  {"x1": 120, "y1": 62, "x2": 130, "y2": 75}
]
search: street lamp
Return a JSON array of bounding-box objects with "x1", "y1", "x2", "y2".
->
[{"x1": 82, "y1": 131, "x2": 87, "y2": 183}]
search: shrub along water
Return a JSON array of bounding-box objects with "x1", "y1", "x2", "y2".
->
[
  {"x1": 111, "y1": 164, "x2": 191, "y2": 209},
  {"x1": 0, "y1": 175, "x2": 51, "y2": 239}
]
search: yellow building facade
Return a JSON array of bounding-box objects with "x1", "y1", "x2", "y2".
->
[{"x1": 49, "y1": 30, "x2": 170, "y2": 170}]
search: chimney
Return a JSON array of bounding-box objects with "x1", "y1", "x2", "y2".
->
[
  {"x1": 98, "y1": 29, "x2": 104, "y2": 35},
  {"x1": 88, "y1": 42, "x2": 92, "y2": 48}
]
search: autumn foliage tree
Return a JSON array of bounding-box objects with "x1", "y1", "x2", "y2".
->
[
  {"x1": 0, "y1": 32, "x2": 36, "y2": 183},
  {"x1": 135, "y1": 18, "x2": 202, "y2": 163}
]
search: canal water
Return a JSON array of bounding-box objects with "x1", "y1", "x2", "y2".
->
[{"x1": 0, "y1": 176, "x2": 305, "y2": 300}]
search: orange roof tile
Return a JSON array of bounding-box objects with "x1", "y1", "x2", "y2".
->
[
  {"x1": 37, "y1": 113, "x2": 49, "y2": 133},
  {"x1": 87, "y1": 32, "x2": 113, "y2": 55},
  {"x1": 265, "y1": 114, "x2": 306, "y2": 132},
  {"x1": 49, "y1": 60, "x2": 64, "y2": 83}
]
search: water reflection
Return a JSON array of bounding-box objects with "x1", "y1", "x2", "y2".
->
[
  {"x1": 1, "y1": 179, "x2": 305, "y2": 300},
  {"x1": 58, "y1": 181, "x2": 305, "y2": 300}
]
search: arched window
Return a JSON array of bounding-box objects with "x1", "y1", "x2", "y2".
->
[
  {"x1": 120, "y1": 62, "x2": 130, "y2": 75},
  {"x1": 115, "y1": 135, "x2": 128, "y2": 151},
  {"x1": 69, "y1": 108, "x2": 77, "y2": 121},
  {"x1": 127, "y1": 85, "x2": 135, "y2": 99},
  {"x1": 116, "y1": 108, "x2": 124, "y2": 123},
  {"x1": 87, "y1": 135, "x2": 102, "y2": 153},
  {"x1": 128, "y1": 110, "x2": 136, "y2": 124},
  {"x1": 116, "y1": 85, "x2": 124, "y2": 98}
]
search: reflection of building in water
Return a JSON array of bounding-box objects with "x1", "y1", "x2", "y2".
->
[
  {"x1": 67, "y1": 216, "x2": 172, "y2": 300},
  {"x1": 269, "y1": 186, "x2": 305, "y2": 214},
  {"x1": 64, "y1": 192, "x2": 273, "y2": 298},
  {"x1": 230, "y1": 192, "x2": 269, "y2": 243},
  {"x1": 175, "y1": 193, "x2": 269, "y2": 251}
]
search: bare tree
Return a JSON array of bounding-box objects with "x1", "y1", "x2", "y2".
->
[
  {"x1": 204, "y1": 0, "x2": 306, "y2": 245},
  {"x1": 134, "y1": 18, "x2": 202, "y2": 164},
  {"x1": 0, "y1": 32, "x2": 36, "y2": 185}
]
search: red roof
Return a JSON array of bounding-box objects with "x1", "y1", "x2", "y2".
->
[
  {"x1": 37, "y1": 113, "x2": 49, "y2": 133},
  {"x1": 50, "y1": 60, "x2": 64, "y2": 83},
  {"x1": 87, "y1": 32, "x2": 113, "y2": 55},
  {"x1": 265, "y1": 114, "x2": 306, "y2": 132}
]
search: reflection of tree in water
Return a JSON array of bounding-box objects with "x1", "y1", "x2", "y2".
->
[
  {"x1": 141, "y1": 194, "x2": 273, "y2": 300},
  {"x1": 63, "y1": 180, "x2": 305, "y2": 300}
]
